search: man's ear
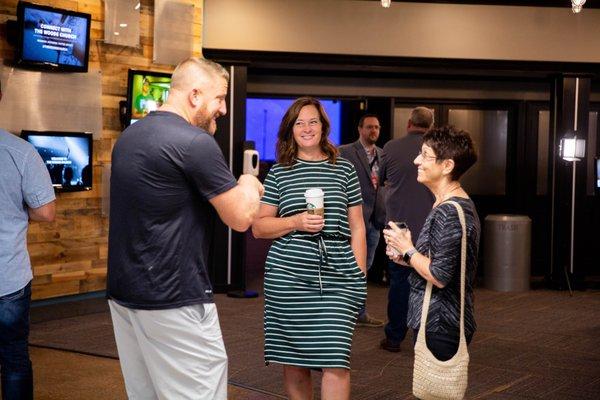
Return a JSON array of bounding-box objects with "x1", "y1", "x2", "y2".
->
[{"x1": 189, "y1": 90, "x2": 200, "y2": 106}]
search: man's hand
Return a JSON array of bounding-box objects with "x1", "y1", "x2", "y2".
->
[{"x1": 238, "y1": 174, "x2": 264, "y2": 197}]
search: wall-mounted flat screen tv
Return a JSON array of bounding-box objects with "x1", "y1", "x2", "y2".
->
[
  {"x1": 596, "y1": 158, "x2": 600, "y2": 194},
  {"x1": 126, "y1": 69, "x2": 172, "y2": 126},
  {"x1": 21, "y1": 130, "x2": 93, "y2": 192},
  {"x1": 246, "y1": 97, "x2": 342, "y2": 162},
  {"x1": 16, "y1": 1, "x2": 91, "y2": 72}
]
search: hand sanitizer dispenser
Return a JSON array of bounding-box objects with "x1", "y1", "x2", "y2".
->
[{"x1": 243, "y1": 141, "x2": 259, "y2": 176}]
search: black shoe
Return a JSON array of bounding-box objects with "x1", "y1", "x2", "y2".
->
[
  {"x1": 380, "y1": 338, "x2": 401, "y2": 353},
  {"x1": 357, "y1": 313, "x2": 384, "y2": 327}
]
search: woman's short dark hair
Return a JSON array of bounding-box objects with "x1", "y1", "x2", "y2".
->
[
  {"x1": 423, "y1": 126, "x2": 477, "y2": 181},
  {"x1": 276, "y1": 97, "x2": 338, "y2": 167}
]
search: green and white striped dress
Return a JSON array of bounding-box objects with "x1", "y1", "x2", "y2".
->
[{"x1": 261, "y1": 157, "x2": 367, "y2": 370}]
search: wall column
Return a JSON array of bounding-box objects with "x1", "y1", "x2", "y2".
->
[{"x1": 210, "y1": 64, "x2": 248, "y2": 292}]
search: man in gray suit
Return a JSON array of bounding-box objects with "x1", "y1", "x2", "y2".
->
[
  {"x1": 378, "y1": 106, "x2": 435, "y2": 352},
  {"x1": 338, "y1": 114, "x2": 386, "y2": 327}
]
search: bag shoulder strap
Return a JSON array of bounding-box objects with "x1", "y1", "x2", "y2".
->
[{"x1": 418, "y1": 200, "x2": 468, "y2": 342}]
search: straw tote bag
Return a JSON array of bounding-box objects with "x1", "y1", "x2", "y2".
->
[{"x1": 412, "y1": 201, "x2": 469, "y2": 400}]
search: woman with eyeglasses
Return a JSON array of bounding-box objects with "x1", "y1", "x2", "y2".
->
[
  {"x1": 383, "y1": 125, "x2": 480, "y2": 361},
  {"x1": 252, "y1": 97, "x2": 367, "y2": 399}
]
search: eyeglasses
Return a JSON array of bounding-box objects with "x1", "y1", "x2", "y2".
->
[{"x1": 417, "y1": 150, "x2": 437, "y2": 161}]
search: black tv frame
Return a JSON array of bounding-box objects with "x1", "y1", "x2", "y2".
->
[
  {"x1": 15, "y1": 1, "x2": 92, "y2": 73},
  {"x1": 20, "y1": 130, "x2": 93, "y2": 192},
  {"x1": 126, "y1": 69, "x2": 173, "y2": 127}
]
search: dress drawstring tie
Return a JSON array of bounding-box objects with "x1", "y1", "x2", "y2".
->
[
  {"x1": 316, "y1": 236, "x2": 327, "y2": 296},
  {"x1": 299, "y1": 233, "x2": 345, "y2": 296}
]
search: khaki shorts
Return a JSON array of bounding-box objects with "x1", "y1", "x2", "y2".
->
[{"x1": 109, "y1": 300, "x2": 228, "y2": 400}]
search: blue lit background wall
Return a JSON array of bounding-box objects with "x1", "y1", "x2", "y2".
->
[{"x1": 246, "y1": 98, "x2": 341, "y2": 161}]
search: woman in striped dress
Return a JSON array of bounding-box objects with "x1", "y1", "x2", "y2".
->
[{"x1": 252, "y1": 97, "x2": 367, "y2": 399}]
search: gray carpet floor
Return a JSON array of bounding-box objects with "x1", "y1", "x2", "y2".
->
[{"x1": 29, "y1": 285, "x2": 600, "y2": 399}]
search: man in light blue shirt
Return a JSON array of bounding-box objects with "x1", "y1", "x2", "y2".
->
[{"x1": 0, "y1": 79, "x2": 56, "y2": 400}]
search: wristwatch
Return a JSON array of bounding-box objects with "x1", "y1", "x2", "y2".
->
[{"x1": 403, "y1": 248, "x2": 418, "y2": 264}]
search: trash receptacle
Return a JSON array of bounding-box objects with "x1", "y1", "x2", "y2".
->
[{"x1": 484, "y1": 215, "x2": 531, "y2": 292}]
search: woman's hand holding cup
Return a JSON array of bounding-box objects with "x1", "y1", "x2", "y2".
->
[
  {"x1": 384, "y1": 221, "x2": 413, "y2": 265},
  {"x1": 385, "y1": 244, "x2": 402, "y2": 263},
  {"x1": 294, "y1": 212, "x2": 324, "y2": 233}
]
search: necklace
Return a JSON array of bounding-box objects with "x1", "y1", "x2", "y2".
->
[{"x1": 435, "y1": 182, "x2": 461, "y2": 206}]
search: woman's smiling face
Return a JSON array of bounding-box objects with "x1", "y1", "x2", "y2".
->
[
  {"x1": 293, "y1": 105, "x2": 322, "y2": 151},
  {"x1": 414, "y1": 143, "x2": 442, "y2": 185}
]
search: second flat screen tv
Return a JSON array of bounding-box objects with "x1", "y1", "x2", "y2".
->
[
  {"x1": 21, "y1": 130, "x2": 93, "y2": 192},
  {"x1": 126, "y1": 70, "x2": 172, "y2": 126},
  {"x1": 16, "y1": 1, "x2": 91, "y2": 72}
]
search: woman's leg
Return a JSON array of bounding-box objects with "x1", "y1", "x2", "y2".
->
[
  {"x1": 321, "y1": 368, "x2": 350, "y2": 400},
  {"x1": 283, "y1": 365, "x2": 313, "y2": 400}
]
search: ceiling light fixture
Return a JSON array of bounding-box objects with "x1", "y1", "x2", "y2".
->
[
  {"x1": 381, "y1": 0, "x2": 391, "y2": 8},
  {"x1": 572, "y1": 0, "x2": 586, "y2": 13}
]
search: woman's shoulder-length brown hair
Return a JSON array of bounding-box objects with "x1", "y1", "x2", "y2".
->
[{"x1": 276, "y1": 97, "x2": 338, "y2": 167}]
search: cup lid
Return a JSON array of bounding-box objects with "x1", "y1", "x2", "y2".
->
[{"x1": 304, "y1": 188, "x2": 324, "y2": 197}]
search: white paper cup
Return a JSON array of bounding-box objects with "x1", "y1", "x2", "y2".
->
[{"x1": 305, "y1": 188, "x2": 324, "y2": 216}]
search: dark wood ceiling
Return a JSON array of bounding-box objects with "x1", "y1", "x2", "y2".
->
[{"x1": 379, "y1": 1, "x2": 600, "y2": 9}]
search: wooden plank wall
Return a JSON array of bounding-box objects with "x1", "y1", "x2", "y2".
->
[{"x1": 0, "y1": 0, "x2": 203, "y2": 300}]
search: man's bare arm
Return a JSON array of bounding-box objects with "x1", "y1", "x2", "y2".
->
[
  {"x1": 28, "y1": 201, "x2": 56, "y2": 222},
  {"x1": 209, "y1": 174, "x2": 264, "y2": 232}
]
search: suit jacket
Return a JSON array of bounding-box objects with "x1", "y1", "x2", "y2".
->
[
  {"x1": 338, "y1": 140, "x2": 386, "y2": 228},
  {"x1": 379, "y1": 131, "x2": 435, "y2": 241}
]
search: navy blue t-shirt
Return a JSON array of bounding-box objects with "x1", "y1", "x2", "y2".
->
[{"x1": 107, "y1": 111, "x2": 237, "y2": 309}]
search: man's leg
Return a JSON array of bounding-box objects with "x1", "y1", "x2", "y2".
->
[
  {"x1": 109, "y1": 300, "x2": 159, "y2": 400},
  {"x1": 129, "y1": 303, "x2": 228, "y2": 400},
  {"x1": 365, "y1": 221, "x2": 380, "y2": 274},
  {"x1": 0, "y1": 282, "x2": 33, "y2": 400},
  {"x1": 357, "y1": 221, "x2": 383, "y2": 327},
  {"x1": 381, "y1": 262, "x2": 411, "y2": 352}
]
